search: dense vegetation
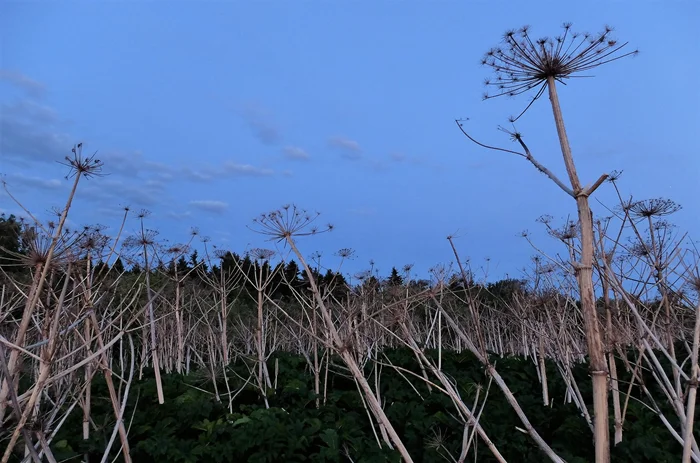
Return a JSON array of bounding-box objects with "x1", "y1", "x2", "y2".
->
[{"x1": 45, "y1": 350, "x2": 692, "y2": 463}]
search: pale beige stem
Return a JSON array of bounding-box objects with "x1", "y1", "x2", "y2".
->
[
  {"x1": 682, "y1": 299, "x2": 700, "y2": 462},
  {"x1": 547, "y1": 76, "x2": 609, "y2": 463},
  {"x1": 0, "y1": 172, "x2": 82, "y2": 423}
]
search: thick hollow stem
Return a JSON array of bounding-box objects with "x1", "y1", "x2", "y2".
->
[
  {"x1": 682, "y1": 299, "x2": 700, "y2": 462},
  {"x1": 547, "y1": 76, "x2": 610, "y2": 463}
]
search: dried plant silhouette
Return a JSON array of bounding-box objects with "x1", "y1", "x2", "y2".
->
[
  {"x1": 457, "y1": 23, "x2": 641, "y2": 463},
  {"x1": 481, "y1": 23, "x2": 638, "y2": 121}
]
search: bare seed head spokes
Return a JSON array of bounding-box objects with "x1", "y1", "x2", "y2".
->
[
  {"x1": 166, "y1": 243, "x2": 190, "y2": 256},
  {"x1": 58, "y1": 143, "x2": 105, "y2": 179},
  {"x1": 549, "y1": 219, "x2": 579, "y2": 241},
  {"x1": 11, "y1": 224, "x2": 78, "y2": 269},
  {"x1": 335, "y1": 248, "x2": 355, "y2": 259},
  {"x1": 688, "y1": 274, "x2": 700, "y2": 295},
  {"x1": 250, "y1": 204, "x2": 333, "y2": 242},
  {"x1": 250, "y1": 248, "x2": 275, "y2": 261},
  {"x1": 481, "y1": 22, "x2": 638, "y2": 120},
  {"x1": 629, "y1": 198, "x2": 682, "y2": 219},
  {"x1": 124, "y1": 228, "x2": 159, "y2": 249}
]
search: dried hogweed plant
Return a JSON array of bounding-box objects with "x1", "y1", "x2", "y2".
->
[{"x1": 457, "y1": 22, "x2": 638, "y2": 463}]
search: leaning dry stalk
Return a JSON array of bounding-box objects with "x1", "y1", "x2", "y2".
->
[
  {"x1": 433, "y1": 293, "x2": 565, "y2": 463},
  {"x1": 1, "y1": 262, "x2": 73, "y2": 462},
  {"x1": 0, "y1": 174, "x2": 82, "y2": 423},
  {"x1": 284, "y1": 235, "x2": 414, "y2": 462},
  {"x1": 394, "y1": 315, "x2": 507, "y2": 462},
  {"x1": 0, "y1": 343, "x2": 43, "y2": 463}
]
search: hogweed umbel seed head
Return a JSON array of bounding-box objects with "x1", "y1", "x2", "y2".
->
[
  {"x1": 250, "y1": 204, "x2": 332, "y2": 242},
  {"x1": 482, "y1": 23, "x2": 638, "y2": 120},
  {"x1": 59, "y1": 143, "x2": 105, "y2": 179},
  {"x1": 629, "y1": 198, "x2": 682, "y2": 219}
]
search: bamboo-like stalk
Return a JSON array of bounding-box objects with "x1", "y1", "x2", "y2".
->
[
  {"x1": 682, "y1": 298, "x2": 700, "y2": 462},
  {"x1": 394, "y1": 315, "x2": 507, "y2": 462},
  {"x1": 545, "y1": 76, "x2": 610, "y2": 463},
  {"x1": 434, "y1": 294, "x2": 565, "y2": 463},
  {"x1": 0, "y1": 169, "x2": 83, "y2": 423}
]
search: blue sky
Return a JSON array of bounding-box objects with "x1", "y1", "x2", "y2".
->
[{"x1": 1, "y1": 1, "x2": 698, "y2": 281}]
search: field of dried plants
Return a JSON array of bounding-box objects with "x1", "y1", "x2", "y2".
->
[{"x1": 1, "y1": 22, "x2": 698, "y2": 463}]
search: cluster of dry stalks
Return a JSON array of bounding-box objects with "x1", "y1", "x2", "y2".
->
[
  {"x1": 0, "y1": 154, "x2": 698, "y2": 462},
  {"x1": 1, "y1": 23, "x2": 698, "y2": 463}
]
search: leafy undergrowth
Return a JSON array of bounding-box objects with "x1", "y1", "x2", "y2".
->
[{"x1": 39, "y1": 349, "x2": 694, "y2": 462}]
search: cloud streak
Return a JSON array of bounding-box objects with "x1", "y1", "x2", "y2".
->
[
  {"x1": 189, "y1": 200, "x2": 228, "y2": 214},
  {"x1": 0, "y1": 69, "x2": 46, "y2": 98},
  {"x1": 4, "y1": 173, "x2": 64, "y2": 191},
  {"x1": 329, "y1": 136, "x2": 362, "y2": 160},
  {"x1": 183, "y1": 160, "x2": 274, "y2": 182},
  {"x1": 282, "y1": 146, "x2": 310, "y2": 161},
  {"x1": 242, "y1": 103, "x2": 281, "y2": 145},
  {"x1": 0, "y1": 100, "x2": 72, "y2": 165}
]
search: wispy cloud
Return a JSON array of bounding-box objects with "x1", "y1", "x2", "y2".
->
[
  {"x1": 189, "y1": 200, "x2": 228, "y2": 214},
  {"x1": 183, "y1": 160, "x2": 274, "y2": 181},
  {"x1": 329, "y1": 136, "x2": 362, "y2": 160},
  {"x1": 242, "y1": 103, "x2": 281, "y2": 145},
  {"x1": 80, "y1": 178, "x2": 168, "y2": 208},
  {"x1": 100, "y1": 150, "x2": 175, "y2": 178},
  {"x1": 182, "y1": 168, "x2": 214, "y2": 182},
  {"x1": 282, "y1": 146, "x2": 310, "y2": 161},
  {"x1": 223, "y1": 161, "x2": 274, "y2": 176},
  {"x1": 0, "y1": 69, "x2": 46, "y2": 98},
  {"x1": 3, "y1": 172, "x2": 64, "y2": 191},
  {"x1": 0, "y1": 100, "x2": 72, "y2": 165}
]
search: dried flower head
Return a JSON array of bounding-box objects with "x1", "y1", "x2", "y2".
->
[
  {"x1": 166, "y1": 244, "x2": 190, "y2": 256},
  {"x1": 124, "y1": 229, "x2": 159, "y2": 249},
  {"x1": 482, "y1": 23, "x2": 638, "y2": 120},
  {"x1": 536, "y1": 214, "x2": 553, "y2": 225},
  {"x1": 335, "y1": 248, "x2": 355, "y2": 259},
  {"x1": 652, "y1": 219, "x2": 675, "y2": 232},
  {"x1": 10, "y1": 225, "x2": 76, "y2": 269},
  {"x1": 688, "y1": 275, "x2": 700, "y2": 295},
  {"x1": 77, "y1": 228, "x2": 109, "y2": 254},
  {"x1": 58, "y1": 143, "x2": 105, "y2": 179},
  {"x1": 425, "y1": 428, "x2": 448, "y2": 450},
  {"x1": 629, "y1": 198, "x2": 682, "y2": 219},
  {"x1": 628, "y1": 240, "x2": 652, "y2": 258},
  {"x1": 250, "y1": 204, "x2": 332, "y2": 242},
  {"x1": 250, "y1": 248, "x2": 275, "y2": 261},
  {"x1": 536, "y1": 262, "x2": 558, "y2": 275},
  {"x1": 607, "y1": 170, "x2": 623, "y2": 182},
  {"x1": 550, "y1": 220, "x2": 579, "y2": 241}
]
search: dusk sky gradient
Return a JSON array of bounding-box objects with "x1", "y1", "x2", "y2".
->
[{"x1": 1, "y1": 1, "x2": 698, "y2": 281}]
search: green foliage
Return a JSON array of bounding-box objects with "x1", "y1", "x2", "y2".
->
[
  {"x1": 40, "y1": 350, "x2": 695, "y2": 463},
  {"x1": 0, "y1": 213, "x2": 26, "y2": 273}
]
